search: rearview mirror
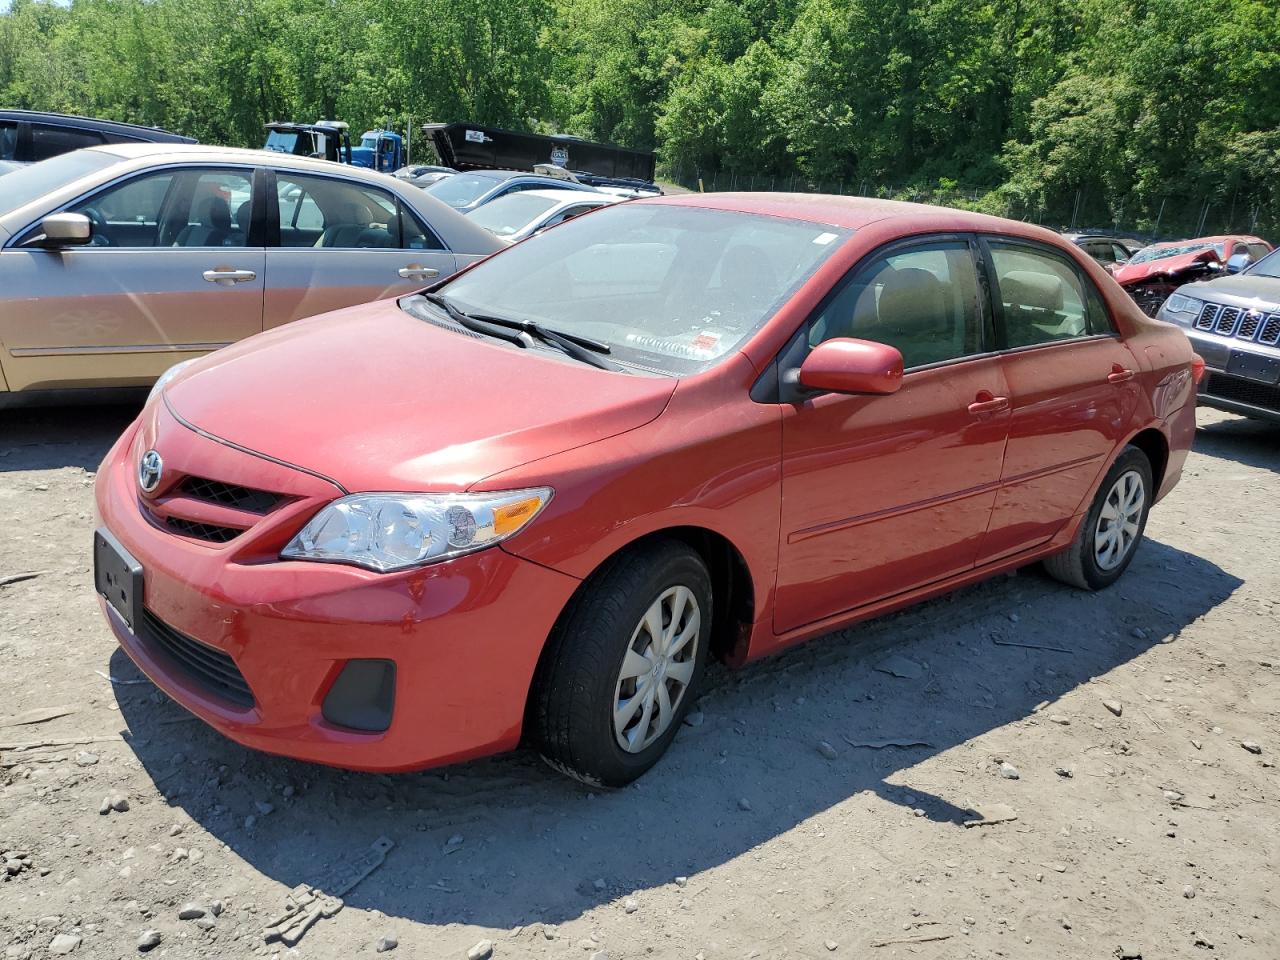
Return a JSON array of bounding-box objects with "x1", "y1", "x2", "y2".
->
[
  {"x1": 797, "y1": 338, "x2": 904, "y2": 396},
  {"x1": 40, "y1": 212, "x2": 92, "y2": 247},
  {"x1": 1226, "y1": 252, "x2": 1252, "y2": 274}
]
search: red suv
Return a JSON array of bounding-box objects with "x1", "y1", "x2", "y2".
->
[{"x1": 94, "y1": 195, "x2": 1199, "y2": 785}]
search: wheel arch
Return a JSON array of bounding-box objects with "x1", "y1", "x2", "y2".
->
[{"x1": 1126, "y1": 425, "x2": 1170, "y2": 493}]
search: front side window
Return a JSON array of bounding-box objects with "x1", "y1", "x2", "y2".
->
[
  {"x1": 808, "y1": 241, "x2": 982, "y2": 369},
  {"x1": 989, "y1": 243, "x2": 1093, "y2": 348},
  {"x1": 275, "y1": 172, "x2": 439, "y2": 250},
  {"x1": 0, "y1": 120, "x2": 17, "y2": 161},
  {"x1": 429, "y1": 204, "x2": 846, "y2": 375},
  {"x1": 68, "y1": 167, "x2": 253, "y2": 247}
]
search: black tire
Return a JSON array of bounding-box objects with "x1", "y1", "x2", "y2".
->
[
  {"x1": 528, "y1": 540, "x2": 713, "y2": 787},
  {"x1": 1043, "y1": 445, "x2": 1153, "y2": 591}
]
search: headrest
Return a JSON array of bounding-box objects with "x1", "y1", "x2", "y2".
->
[
  {"x1": 877, "y1": 267, "x2": 945, "y2": 327},
  {"x1": 199, "y1": 196, "x2": 231, "y2": 230},
  {"x1": 1002, "y1": 270, "x2": 1064, "y2": 312}
]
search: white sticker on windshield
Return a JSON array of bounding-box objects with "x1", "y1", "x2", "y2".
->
[{"x1": 813, "y1": 232, "x2": 838, "y2": 245}]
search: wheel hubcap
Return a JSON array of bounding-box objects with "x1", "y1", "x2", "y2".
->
[
  {"x1": 612, "y1": 585, "x2": 700, "y2": 753},
  {"x1": 1094, "y1": 470, "x2": 1145, "y2": 571}
]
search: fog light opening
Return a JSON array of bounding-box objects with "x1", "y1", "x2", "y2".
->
[{"x1": 321, "y1": 659, "x2": 396, "y2": 733}]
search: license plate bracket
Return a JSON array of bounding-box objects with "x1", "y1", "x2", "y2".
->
[
  {"x1": 94, "y1": 528, "x2": 144, "y2": 633},
  {"x1": 1225, "y1": 350, "x2": 1280, "y2": 385}
]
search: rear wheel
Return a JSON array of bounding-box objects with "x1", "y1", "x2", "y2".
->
[
  {"x1": 529, "y1": 540, "x2": 712, "y2": 787},
  {"x1": 1044, "y1": 446, "x2": 1152, "y2": 590}
]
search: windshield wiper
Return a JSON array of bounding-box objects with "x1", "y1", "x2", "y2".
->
[
  {"x1": 467, "y1": 313, "x2": 619, "y2": 371},
  {"x1": 422, "y1": 293, "x2": 527, "y2": 348}
]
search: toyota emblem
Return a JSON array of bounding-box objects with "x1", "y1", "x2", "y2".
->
[{"x1": 138, "y1": 449, "x2": 163, "y2": 493}]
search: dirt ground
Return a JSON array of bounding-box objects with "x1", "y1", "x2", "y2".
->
[{"x1": 1, "y1": 403, "x2": 1276, "y2": 960}]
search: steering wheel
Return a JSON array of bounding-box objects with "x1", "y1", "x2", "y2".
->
[{"x1": 79, "y1": 207, "x2": 111, "y2": 246}]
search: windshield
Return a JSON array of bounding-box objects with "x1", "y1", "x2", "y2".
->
[
  {"x1": 422, "y1": 203, "x2": 848, "y2": 375},
  {"x1": 1130, "y1": 241, "x2": 1224, "y2": 264},
  {"x1": 264, "y1": 130, "x2": 300, "y2": 154},
  {"x1": 1249, "y1": 247, "x2": 1280, "y2": 278},
  {"x1": 0, "y1": 149, "x2": 119, "y2": 219},
  {"x1": 467, "y1": 193, "x2": 561, "y2": 237},
  {"x1": 425, "y1": 173, "x2": 500, "y2": 208}
]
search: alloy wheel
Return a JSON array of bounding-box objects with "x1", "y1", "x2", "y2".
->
[
  {"x1": 612, "y1": 585, "x2": 701, "y2": 753},
  {"x1": 1094, "y1": 469, "x2": 1145, "y2": 571}
]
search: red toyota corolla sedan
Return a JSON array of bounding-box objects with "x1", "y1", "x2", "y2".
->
[{"x1": 94, "y1": 194, "x2": 1199, "y2": 786}]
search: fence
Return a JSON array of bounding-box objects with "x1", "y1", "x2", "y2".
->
[{"x1": 661, "y1": 167, "x2": 1279, "y2": 245}]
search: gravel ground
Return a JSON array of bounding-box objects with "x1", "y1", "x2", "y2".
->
[{"x1": 1, "y1": 403, "x2": 1276, "y2": 960}]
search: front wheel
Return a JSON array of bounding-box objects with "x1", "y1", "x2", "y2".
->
[
  {"x1": 528, "y1": 540, "x2": 712, "y2": 787},
  {"x1": 1043, "y1": 445, "x2": 1153, "y2": 590}
]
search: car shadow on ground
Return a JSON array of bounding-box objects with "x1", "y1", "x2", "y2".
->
[
  {"x1": 0, "y1": 401, "x2": 141, "y2": 473},
  {"x1": 111, "y1": 535, "x2": 1242, "y2": 932},
  {"x1": 1193, "y1": 414, "x2": 1280, "y2": 471}
]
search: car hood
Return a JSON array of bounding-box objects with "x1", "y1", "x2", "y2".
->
[
  {"x1": 164, "y1": 302, "x2": 677, "y2": 493},
  {"x1": 1113, "y1": 249, "x2": 1219, "y2": 286},
  {"x1": 1179, "y1": 273, "x2": 1280, "y2": 308}
]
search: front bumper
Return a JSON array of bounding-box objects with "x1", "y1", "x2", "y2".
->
[
  {"x1": 1186, "y1": 330, "x2": 1280, "y2": 424},
  {"x1": 94, "y1": 405, "x2": 580, "y2": 772}
]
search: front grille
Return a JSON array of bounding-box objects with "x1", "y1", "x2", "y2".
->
[
  {"x1": 1214, "y1": 306, "x2": 1242, "y2": 336},
  {"x1": 1196, "y1": 302, "x2": 1280, "y2": 344},
  {"x1": 165, "y1": 517, "x2": 243, "y2": 543},
  {"x1": 179, "y1": 477, "x2": 280, "y2": 514},
  {"x1": 1204, "y1": 373, "x2": 1280, "y2": 413},
  {"x1": 141, "y1": 609, "x2": 254, "y2": 708}
]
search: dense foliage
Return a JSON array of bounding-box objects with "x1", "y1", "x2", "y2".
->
[{"x1": 2, "y1": 0, "x2": 1277, "y2": 234}]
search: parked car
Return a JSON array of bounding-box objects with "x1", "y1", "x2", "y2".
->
[
  {"x1": 466, "y1": 188, "x2": 618, "y2": 243},
  {"x1": 0, "y1": 144, "x2": 501, "y2": 399},
  {"x1": 1062, "y1": 233, "x2": 1140, "y2": 267},
  {"x1": 93, "y1": 194, "x2": 1197, "y2": 785},
  {"x1": 1113, "y1": 235, "x2": 1273, "y2": 316},
  {"x1": 0, "y1": 109, "x2": 194, "y2": 164},
  {"x1": 1157, "y1": 246, "x2": 1280, "y2": 422},
  {"x1": 424, "y1": 168, "x2": 599, "y2": 212},
  {"x1": 393, "y1": 164, "x2": 456, "y2": 188}
]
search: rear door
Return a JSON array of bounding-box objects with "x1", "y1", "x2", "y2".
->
[
  {"x1": 263, "y1": 170, "x2": 457, "y2": 328},
  {"x1": 0, "y1": 164, "x2": 264, "y2": 391},
  {"x1": 775, "y1": 236, "x2": 1011, "y2": 633},
  {"x1": 977, "y1": 237, "x2": 1141, "y2": 562}
]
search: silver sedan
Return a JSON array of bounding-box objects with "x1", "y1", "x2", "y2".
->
[{"x1": 0, "y1": 144, "x2": 502, "y2": 397}]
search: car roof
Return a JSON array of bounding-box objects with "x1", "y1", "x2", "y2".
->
[
  {"x1": 510, "y1": 189, "x2": 615, "y2": 204},
  {"x1": 643, "y1": 191, "x2": 1063, "y2": 235},
  {"x1": 0, "y1": 109, "x2": 194, "y2": 143},
  {"x1": 88, "y1": 142, "x2": 410, "y2": 185}
]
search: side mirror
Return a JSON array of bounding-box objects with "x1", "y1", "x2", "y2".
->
[
  {"x1": 40, "y1": 212, "x2": 92, "y2": 247},
  {"x1": 797, "y1": 338, "x2": 904, "y2": 396},
  {"x1": 1226, "y1": 252, "x2": 1252, "y2": 274}
]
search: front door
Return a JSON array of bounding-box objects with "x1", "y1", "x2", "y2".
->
[
  {"x1": 263, "y1": 170, "x2": 457, "y2": 329},
  {"x1": 976, "y1": 238, "x2": 1142, "y2": 562},
  {"x1": 0, "y1": 165, "x2": 264, "y2": 391},
  {"x1": 775, "y1": 238, "x2": 1010, "y2": 634}
]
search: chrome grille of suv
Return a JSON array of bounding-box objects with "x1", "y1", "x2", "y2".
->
[{"x1": 1196, "y1": 302, "x2": 1280, "y2": 344}]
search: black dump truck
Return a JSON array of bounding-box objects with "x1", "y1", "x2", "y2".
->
[{"x1": 422, "y1": 122, "x2": 660, "y2": 195}]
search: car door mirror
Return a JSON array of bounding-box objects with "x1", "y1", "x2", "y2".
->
[
  {"x1": 40, "y1": 212, "x2": 93, "y2": 247},
  {"x1": 1226, "y1": 252, "x2": 1252, "y2": 274},
  {"x1": 798, "y1": 338, "x2": 904, "y2": 395}
]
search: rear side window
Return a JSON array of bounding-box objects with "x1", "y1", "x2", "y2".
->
[
  {"x1": 808, "y1": 240, "x2": 983, "y2": 370},
  {"x1": 988, "y1": 243, "x2": 1099, "y2": 348},
  {"x1": 275, "y1": 172, "x2": 441, "y2": 250},
  {"x1": 31, "y1": 124, "x2": 105, "y2": 161}
]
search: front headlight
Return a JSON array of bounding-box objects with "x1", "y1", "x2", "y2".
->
[
  {"x1": 146, "y1": 358, "x2": 198, "y2": 405},
  {"x1": 1163, "y1": 294, "x2": 1203, "y2": 316},
  {"x1": 280, "y1": 487, "x2": 553, "y2": 572}
]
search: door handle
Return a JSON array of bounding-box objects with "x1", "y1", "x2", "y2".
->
[
  {"x1": 202, "y1": 268, "x2": 257, "y2": 285},
  {"x1": 1107, "y1": 364, "x2": 1135, "y2": 384},
  {"x1": 968, "y1": 391, "x2": 1010, "y2": 415},
  {"x1": 398, "y1": 265, "x2": 440, "y2": 280}
]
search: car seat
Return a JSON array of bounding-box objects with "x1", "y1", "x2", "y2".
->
[
  {"x1": 872, "y1": 267, "x2": 957, "y2": 367},
  {"x1": 173, "y1": 196, "x2": 232, "y2": 247},
  {"x1": 315, "y1": 201, "x2": 372, "y2": 248}
]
